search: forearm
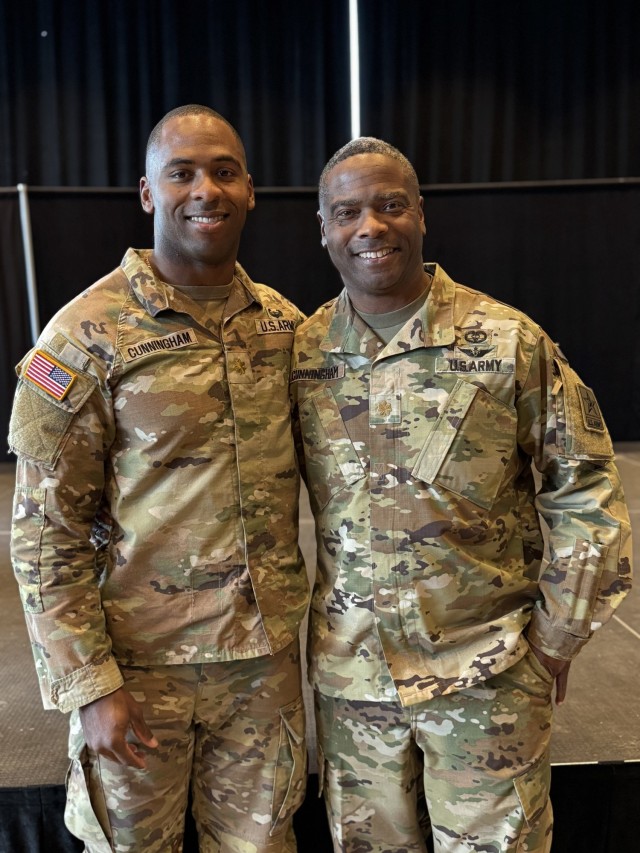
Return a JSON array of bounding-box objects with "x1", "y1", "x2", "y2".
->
[
  {"x1": 12, "y1": 456, "x2": 121, "y2": 712},
  {"x1": 528, "y1": 457, "x2": 632, "y2": 660}
]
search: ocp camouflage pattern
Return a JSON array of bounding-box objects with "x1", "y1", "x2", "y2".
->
[
  {"x1": 10, "y1": 248, "x2": 309, "y2": 713},
  {"x1": 291, "y1": 263, "x2": 632, "y2": 707}
]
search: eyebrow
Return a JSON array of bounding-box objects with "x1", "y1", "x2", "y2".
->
[{"x1": 163, "y1": 155, "x2": 243, "y2": 171}]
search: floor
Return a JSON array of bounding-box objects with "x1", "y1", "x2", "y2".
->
[{"x1": 1, "y1": 445, "x2": 639, "y2": 789}]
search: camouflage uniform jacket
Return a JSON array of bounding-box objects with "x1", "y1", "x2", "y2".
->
[
  {"x1": 291, "y1": 263, "x2": 631, "y2": 707},
  {"x1": 10, "y1": 248, "x2": 309, "y2": 713}
]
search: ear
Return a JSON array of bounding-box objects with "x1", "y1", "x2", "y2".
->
[
  {"x1": 418, "y1": 194, "x2": 426, "y2": 236},
  {"x1": 318, "y1": 211, "x2": 327, "y2": 247},
  {"x1": 247, "y1": 174, "x2": 256, "y2": 211},
  {"x1": 140, "y1": 177, "x2": 154, "y2": 214}
]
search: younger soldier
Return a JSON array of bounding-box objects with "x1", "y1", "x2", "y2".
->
[
  {"x1": 291, "y1": 138, "x2": 632, "y2": 853},
  {"x1": 10, "y1": 105, "x2": 308, "y2": 852}
]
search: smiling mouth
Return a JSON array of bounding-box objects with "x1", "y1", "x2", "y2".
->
[
  {"x1": 355, "y1": 248, "x2": 397, "y2": 259},
  {"x1": 187, "y1": 214, "x2": 227, "y2": 224}
]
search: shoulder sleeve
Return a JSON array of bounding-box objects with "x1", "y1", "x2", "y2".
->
[
  {"x1": 10, "y1": 332, "x2": 122, "y2": 712},
  {"x1": 517, "y1": 333, "x2": 632, "y2": 660}
]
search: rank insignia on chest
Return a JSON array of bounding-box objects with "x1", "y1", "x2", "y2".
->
[{"x1": 24, "y1": 350, "x2": 77, "y2": 400}]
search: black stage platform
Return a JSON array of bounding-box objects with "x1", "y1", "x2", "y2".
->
[{"x1": 1, "y1": 448, "x2": 639, "y2": 852}]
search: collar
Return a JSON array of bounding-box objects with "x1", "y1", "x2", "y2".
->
[
  {"x1": 319, "y1": 263, "x2": 456, "y2": 356},
  {"x1": 123, "y1": 248, "x2": 263, "y2": 318}
]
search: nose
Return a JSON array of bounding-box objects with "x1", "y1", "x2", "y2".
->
[
  {"x1": 357, "y1": 209, "x2": 388, "y2": 239},
  {"x1": 190, "y1": 172, "x2": 222, "y2": 201}
]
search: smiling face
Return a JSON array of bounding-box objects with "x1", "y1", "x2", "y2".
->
[
  {"x1": 318, "y1": 153, "x2": 428, "y2": 313},
  {"x1": 140, "y1": 113, "x2": 255, "y2": 286}
]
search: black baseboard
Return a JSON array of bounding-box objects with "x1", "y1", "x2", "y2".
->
[{"x1": 1, "y1": 765, "x2": 639, "y2": 853}]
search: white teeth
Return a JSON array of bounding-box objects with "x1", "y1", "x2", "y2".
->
[
  {"x1": 358, "y1": 248, "x2": 394, "y2": 259},
  {"x1": 190, "y1": 215, "x2": 223, "y2": 223}
]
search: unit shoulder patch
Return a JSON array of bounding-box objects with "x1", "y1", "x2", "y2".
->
[
  {"x1": 577, "y1": 383, "x2": 605, "y2": 432},
  {"x1": 24, "y1": 350, "x2": 77, "y2": 400}
]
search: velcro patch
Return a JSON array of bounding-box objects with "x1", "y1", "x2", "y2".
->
[
  {"x1": 24, "y1": 350, "x2": 76, "y2": 400},
  {"x1": 121, "y1": 329, "x2": 197, "y2": 362},
  {"x1": 255, "y1": 318, "x2": 296, "y2": 334},
  {"x1": 291, "y1": 365, "x2": 346, "y2": 382},
  {"x1": 577, "y1": 384, "x2": 605, "y2": 432},
  {"x1": 436, "y1": 356, "x2": 515, "y2": 374}
]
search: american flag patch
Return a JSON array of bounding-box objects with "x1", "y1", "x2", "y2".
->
[{"x1": 24, "y1": 350, "x2": 77, "y2": 401}]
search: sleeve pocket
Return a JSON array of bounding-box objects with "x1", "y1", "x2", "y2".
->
[
  {"x1": 11, "y1": 486, "x2": 46, "y2": 613},
  {"x1": 412, "y1": 380, "x2": 516, "y2": 510},
  {"x1": 9, "y1": 362, "x2": 97, "y2": 469},
  {"x1": 552, "y1": 357, "x2": 613, "y2": 461},
  {"x1": 549, "y1": 539, "x2": 608, "y2": 639}
]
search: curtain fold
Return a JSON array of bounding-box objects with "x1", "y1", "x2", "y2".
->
[
  {"x1": 0, "y1": 0, "x2": 351, "y2": 187},
  {"x1": 358, "y1": 0, "x2": 640, "y2": 183}
]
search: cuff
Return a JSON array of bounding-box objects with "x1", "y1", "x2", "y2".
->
[
  {"x1": 49, "y1": 656, "x2": 124, "y2": 713},
  {"x1": 526, "y1": 609, "x2": 588, "y2": 661}
]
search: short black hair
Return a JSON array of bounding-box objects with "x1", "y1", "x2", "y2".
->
[
  {"x1": 319, "y1": 137, "x2": 420, "y2": 210},
  {"x1": 145, "y1": 104, "x2": 247, "y2": 177}
]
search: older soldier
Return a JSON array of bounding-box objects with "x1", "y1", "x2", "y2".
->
[
  {"x1": 10, "y1": 105, "x2": 308, "y2": 852},
  {"x1": 291, "y1": 138, "x2": 632, "y2": 853}
]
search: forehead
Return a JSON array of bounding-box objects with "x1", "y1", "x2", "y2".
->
[
  {"x1": 155, "y1": 115, "x2": 244, "y2": 167},
  {"x1": 323, "y1": 153, "x2": 413, "y2": 201}
]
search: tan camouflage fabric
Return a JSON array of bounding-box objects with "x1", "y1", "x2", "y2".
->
[
  {"x1": 65, "y1": 642, "x2": 306, "y2": 852},
  {"x1": 10, "y1": 248, "x2": 309, "y2": 713},
  {"x1": 315, "y1": 646, "x2": 554, "y2": 852},
  {"x1": 291, "y1": 263, "x2": 632, "y2": 708}
]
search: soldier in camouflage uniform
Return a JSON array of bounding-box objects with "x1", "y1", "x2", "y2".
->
[
  {"x1": 9, "y1": 105, "x2": 309, "y2": 852},
  {"x1": 291, "y1": 138, "x2": 632, "y2": 852}
]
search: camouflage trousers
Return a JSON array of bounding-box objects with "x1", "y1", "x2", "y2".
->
[
  {"x1": 64, "y1": 640, "x2": 307, "y2": 852},
  {"x1": 315, "y1": 647, "x2": 554, "y2": 853}
]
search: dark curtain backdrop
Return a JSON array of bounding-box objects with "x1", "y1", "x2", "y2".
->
[
  {"x1": 3, "y1": 1, "x2": 640, "y2": 188},
  {"x1": 0, "y1": 0, "x2": 350, "y2": 187},
  {"x1": 359, "y1": 0, "x2": 640, "y2": 183},
  {"x1": 1, "y1": 182, "x2": 637, "y2": 445},
  {"x1": 0, "y1": 194, "x2": 31, "y2": 457}
]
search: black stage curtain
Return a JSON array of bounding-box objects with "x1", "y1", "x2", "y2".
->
[
  {"x1": 359, "y1": 0, "x2": 640, "y2": 184},
  {"x1": 0, "y1": 193, "x2": 31, "y2": 452},
  {"x1": 0, "y1": 0, "x2": 350, "y2": 188},
  {"x1": 5, "y1": 2, "x2": 639, "y2": 190}
]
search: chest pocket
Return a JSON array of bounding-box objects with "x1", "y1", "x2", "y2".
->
[
  {"x1": 412, "y1": 379, "x2": 516, "y2": 510},
  {"x1": 298, "y1": 387, "x2": 366, "y2": 513}
]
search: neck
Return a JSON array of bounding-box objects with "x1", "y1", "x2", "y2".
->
[
  {"x1": 147, "y1": 252, "x2": 237, "y2": 288},
  {"x1": 347, "y1": 271, "x2": 431, "y2": 314}
]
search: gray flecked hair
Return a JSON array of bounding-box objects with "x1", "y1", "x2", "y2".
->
[{"x1": 319, "y1": 137, "x2": 420, "y2": 209}]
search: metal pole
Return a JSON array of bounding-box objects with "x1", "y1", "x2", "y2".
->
[{"x1": 17, "y1": 183, "x2": 40, "y2": 345}]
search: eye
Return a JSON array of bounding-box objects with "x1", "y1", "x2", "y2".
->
[
  {"x1": 382, "y1": 200, "x2": 405, "y2": 212},
  {"x1": 334, "y1": 209, "x2": 356, "y2": 221},
  {"x1": 169, "y1": 169, "x2": 191, "y2": 181}
]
